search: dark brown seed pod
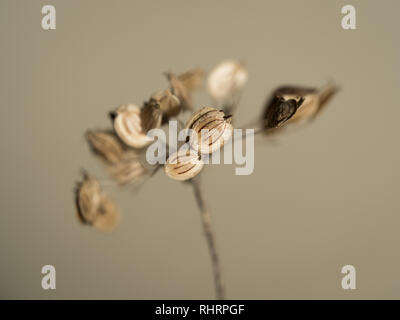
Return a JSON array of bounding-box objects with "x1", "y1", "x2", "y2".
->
[
  {"x1": 262, "y1": 96, "x2": 304, "y2": 129},
  {"x1": 185, "y1": 107, "x2": 233, "y2": 154}
]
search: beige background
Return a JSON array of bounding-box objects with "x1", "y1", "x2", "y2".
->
[{"x1": 1, "y1": 0, "x2": 399, "y2": 299}]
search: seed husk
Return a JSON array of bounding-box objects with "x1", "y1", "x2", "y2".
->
[{"x1": 85, "y1": 130, "x2": 125, "y2": 164}]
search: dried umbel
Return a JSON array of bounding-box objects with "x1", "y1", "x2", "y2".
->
[
  {"x1": 75, "y1": 173, "x2": 120, "y2": 232},
  {"x1": 262, "y1": 96, "x2": 305, "y2": 129},
  {"x1": 86, "y1": 130, "x2": 125, "y2": 164},
  {"x1": 207, "y1": 59, "x2": 248, "y2": 103},
  {"x1": 164, "y1": 149, "x2": 204, "y2": 181},
  {"x1": 151, "y1": 89, "x2": 180, "y2": 122},
  {"x1": 186, "y1": 107, "x2": 233, "y2": 154},
  {"x1": 112, "y1": 103, "x2": 161, "y2": 149}
]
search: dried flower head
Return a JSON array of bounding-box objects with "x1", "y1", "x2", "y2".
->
[
  {"x1": 164, "y1": 149, "x2": 204, "y2": 181},
  {"x1": 207, "y1": 59, "x2": 248, "y2": 103},
  {"x1": 186, "y1": 107, "x2": 233, "y2": 154},
  {"x1": 85, "y1": 130, "x2": 125, "y2": 164},
  {"x1": 111, "y1": 103, "x2": 161, "y2": 149},
  {"x1": 75, "y1": 172, "x2": 120, "y2": 232}
]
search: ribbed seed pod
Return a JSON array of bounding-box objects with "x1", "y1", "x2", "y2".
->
[
  {"x1": 164, "y1": 149, "x2": 204, "y2": 181},
  {"x1": 186, "y1": 107, "x2": 233, "y2": 154},
  {"x1": 112, "y1": 104, "x2": 161, "y2": 149},
  {"x1": 85, "y1": 130, "x2": 125, "y2": 164},
  {"x1": 177, "y1": 68, "x2": 205, "y2": 92}
]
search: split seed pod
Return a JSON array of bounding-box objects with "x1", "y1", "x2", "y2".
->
[
  {"x1": 75, "y1": 172, "x2": 120, "y2": 232},
  {"x1": 264, "y1": 83, "x2": 339, "y2": 128},
  {"x1": 164, "y1": 149, "x2": 204, "y2": 181},
  {"x1": 112, "y1": 103, "x2": 161, "y2": 149},
  {"x1": 186, "y1": 107, "x2": 233, "y2": 154},
  {"x1": 207, "y1": 59, "x2": 248, "y2": 103},
  {"x1": 85, "y1": 130, "x2": 125, "y2": 164},
  {"x1": 262, "y1": 96, "x2": 305, "y2": 129}
]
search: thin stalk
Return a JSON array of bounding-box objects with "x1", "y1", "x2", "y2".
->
[{"x1": 190, "y1": 177, "x2": 225, "y2": 300}]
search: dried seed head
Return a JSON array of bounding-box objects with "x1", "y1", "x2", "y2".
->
[
  {"x1": 75, "y1": 172, "x2": 120, "y2": 232},
  {"x1": 207, "y1": 60, "x2": 248, "y2": 103},
  {"x1": 151, "y1": 89, "x2": 181, "y2": 121},
  {"x1": 85, "y1": 130, "x2": 125, "y2": 164},
  {"x1": 164, "y1": 149, "x2": 204, "y2": 181},
  {"x1": 186, "y1": 107, "x2": 233, "y2": 154},
  {"x1": 112, "y1": 104, "x2": 160, "y2": 149},
  {"x1": 108, "y1": 151, "x2": 147, "y2": 185},
  {"x1": 262, "y1": 96, "x2": 304, "y2": 129}
]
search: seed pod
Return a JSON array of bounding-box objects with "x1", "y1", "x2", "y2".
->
[
  {"x1": 112, "y1": 104, "x2": 161, "y2": 149},
  {"x1": 207, "y1": 60, "x2": 248, "y2": 103},
  {"x1": 75, "y1": 172, "x2": 120, "y2": 232},
  {"x1": 92, "y1": 194, "x2": 120, "y2": 233},
  {"x1": 75, "y1": 172, "x2": 102, "y2": 224},
  {"x1": 108, "y1": 152, "x2": 147, "y2": 185},
  {"x1": 166, "y1": 72, "x2": 193, "y2": 111},
  {"x1": 265, "y1": 83, "x2": 339, "y2": 126},
  {"x1": 178, "y1": 68, "x2": 205, "y2": 92},
  {"x1": 186, "y1": 107, "x2": 233, "y2": 154},
  {"x1": 85, "y1": 130, "x2": 125, "y2": 164},
  {"x1": 151, "y1": 89, "x2": 181, "y2": 121},
  {"x1": 262, "y1": 96, "x2": 305, "y2": 129},
  {"x1": 164, "y1": 149, "x2": 204, "y2": 181}
]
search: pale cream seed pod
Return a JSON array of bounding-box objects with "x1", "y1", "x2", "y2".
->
[
  {"x1": 164, "y1": 149, "x2": 204, "y2": 181},
  {"x1": 112, "y1": 103, "x2": 161, "y2": 149},
  {"x1": 186, "y1": 107, "x2": 233, "y2": 154},
  {"x1": 207, "y1": 59, "x2": 248, "y2": 103}
]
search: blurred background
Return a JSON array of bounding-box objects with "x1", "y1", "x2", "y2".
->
[{"x1": 1, "y1": 0, "x2": 399, "y2": 299}]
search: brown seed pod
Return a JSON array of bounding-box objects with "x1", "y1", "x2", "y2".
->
[
  {"x1": 108, "y1": 151, "x2": 147, "y2": 185},
  {"x1": 75, "y1": 172, "x2": 120, "y2": 232},
  {"x1": 262, "y1": 96, "x2": 305, "y2": 129},
  {"x1": 165, "y1": 72, "x2": 193, "y2": 111},
  {"x1": 178, "y1": 68, "x2": 205, "y2": 92},
  {"x1": 92, "y1": 194, "x2": 120, "y2": 233},
  {"x1": 164, "y1": 149, "x2": 204, "y2": 181},
  {"x1": 185, "y1": 107, "x2": 233, "y2": 154},
  {"x1": 112, "y1": 104, "x2": 161, "y2": 149},
  {"x1": 75, "y1": 172, "x2": 102, "y2": 224},
  {"x1": 151, "y1": 89, "x2": 181, "y2": 121},
  {"x1": 85, "y1": 130, "x2": 125, "y2": 164}
]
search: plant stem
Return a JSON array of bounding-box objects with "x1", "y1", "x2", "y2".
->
[{"x1": 191, "y1": 177, "x2": 225, "y2": 300}]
